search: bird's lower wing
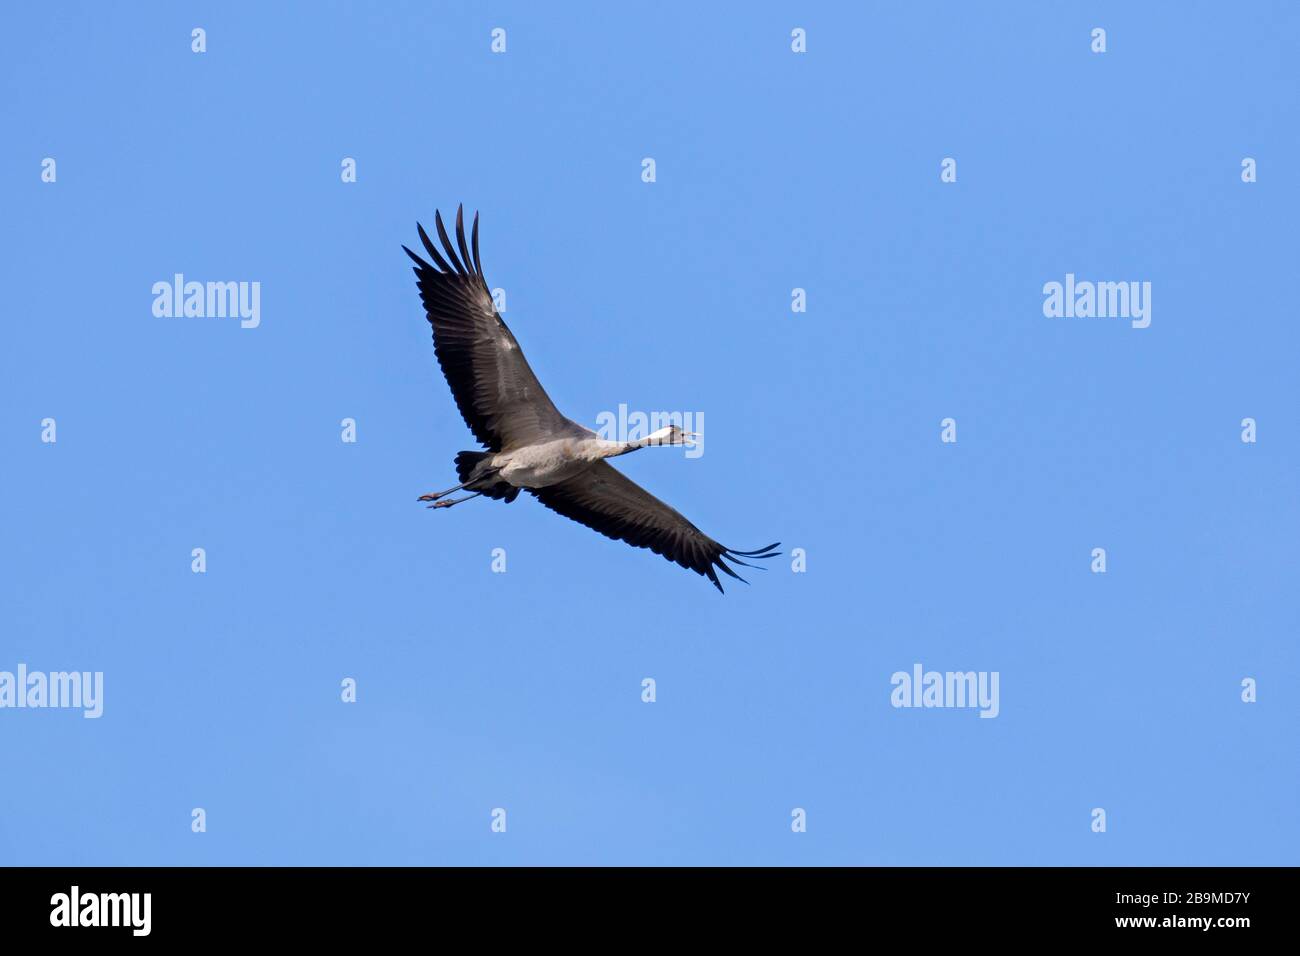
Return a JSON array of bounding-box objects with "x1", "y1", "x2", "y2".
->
[{"x1": 528, "y1": 461, "x2": 779, "y2": 592}]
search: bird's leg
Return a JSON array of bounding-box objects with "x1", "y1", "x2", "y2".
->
[
  {"x1": 418, "y1": 481, "x2": 470, "y2": 502},
  {"x1": 427, "y1": 491, "x2": 483, "y2": 510}
]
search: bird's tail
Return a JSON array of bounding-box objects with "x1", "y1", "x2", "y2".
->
[
  {"x1": 454, "y1": 450, "x2": 491, "y2": 484},
  {"x1": 454, "y1": 450, "x2": 519, "y2": 503}
]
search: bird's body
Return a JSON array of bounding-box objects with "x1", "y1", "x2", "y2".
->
[
  {"x1": 493, "y1": 437, "x2": 600, "y2": 488},
  {"x1": 403, "y1": 206, "x2": 778, "y2": 592},
  {"x1": 490, "y1": 436, "x2": 633, "y2": 488}
]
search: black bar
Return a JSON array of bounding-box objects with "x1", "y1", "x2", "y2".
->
[{"x1": 0, "y1": 866, "x2": 1287, "y2": 940}]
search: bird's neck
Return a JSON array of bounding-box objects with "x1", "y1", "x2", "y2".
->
[
  {"x1": 605, "y1": 439, "x2": 643, "y2": 458},
  {"x1": 592, "y1": 437, "x2": 651, "y2": 459},
  {"x1": 593, "y1": 428, "x2": 675, "y2": 459}
]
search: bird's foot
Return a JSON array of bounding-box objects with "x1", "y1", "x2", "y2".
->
[
  {"x1": 418, "y1": 494, "x2": 438, "y2": 501},
  {"x1": 427, "y1": 492, "x2": 481, "y2": 509}
]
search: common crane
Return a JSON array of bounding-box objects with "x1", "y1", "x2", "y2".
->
[{"x1": 403, "y1": 207, "x2": 779, "y2": 592}]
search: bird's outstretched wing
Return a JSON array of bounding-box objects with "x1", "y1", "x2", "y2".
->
[
  {"x1": 529, "y1": 462, "x2": 780, "y2": 592},
  {"x1": 403, "y1": 206, "x2": 584, "y2": 451}
]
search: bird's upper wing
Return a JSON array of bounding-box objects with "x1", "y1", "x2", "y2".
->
[
  {"x1": 529, "y1": 461, "x2": 780, "y2": 592},
  {"x1": 403, "y1": 207, "x2": 584, "y2": 451}
]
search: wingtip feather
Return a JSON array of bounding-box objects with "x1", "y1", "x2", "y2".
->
[
  {"x1": 417, "y1": 222, "x2": 454, "y2": 273},
  {"x1": 454, "y1": 205, "x2": 475, "y2": 279},
  {"x1": 402, "y1": 244, "x2": 429, "y2": 269},
  {"x1": 471, "y1": 211, "x2": 483, "y2": 278},
  {"x1": 435, "y1": 209, "x2": 467, "y2": 275}
]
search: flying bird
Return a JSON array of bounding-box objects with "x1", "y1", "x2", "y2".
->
[{"x1": 403, "y1": 206, "x2": 779, "y2": 592}]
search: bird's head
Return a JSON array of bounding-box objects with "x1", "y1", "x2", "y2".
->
[{"x1": 642, "y1": 424, "x2": 700, "y2": 447}]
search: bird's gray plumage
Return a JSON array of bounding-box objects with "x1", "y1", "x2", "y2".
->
[{"x1": 404, "y1": 206, "x2": 778, "y2": 592}]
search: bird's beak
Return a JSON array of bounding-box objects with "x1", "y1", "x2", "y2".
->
[{"x1": 682, "y1": 432, "x2": 701, "y2": 446}]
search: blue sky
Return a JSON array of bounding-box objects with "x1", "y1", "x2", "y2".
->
[{"x1": 1, "y1": 1, "x2": 1296, "y2": 865}]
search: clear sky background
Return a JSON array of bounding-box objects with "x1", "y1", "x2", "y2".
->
[{"x1": 2, "y1": 2, "x2": 1296, "y2": 866}]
